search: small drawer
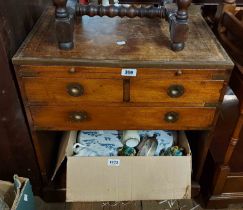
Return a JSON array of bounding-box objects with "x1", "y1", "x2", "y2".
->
[
  {"x1": 22, "y1": 78, "x2": 123, "y2": 104},
  {"x1": 19, "y1": 66, "x2": 229, "y2": 80},
  {"x1": 53, "y1": 131, "x2": 191, "y2": 201},
  {"x1": 30, "y1": 106, "x2": 216, "y2": 130},
  {"x1": 130, "y1": 79, "x2": 224, "y2": 104}
]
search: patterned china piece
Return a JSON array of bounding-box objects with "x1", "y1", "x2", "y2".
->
[
  {"x1": 73, "y1": 143, "x2": 98, "y2": 156},
  {"x1": 76, "y1": 130, "x2": 122, "y2": 156}
]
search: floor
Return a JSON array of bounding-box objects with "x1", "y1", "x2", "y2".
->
[{"x1": 36, "y1": 198, "x2": 243, "y2": 210}]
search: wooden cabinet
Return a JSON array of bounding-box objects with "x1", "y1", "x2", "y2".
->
[
  {"x1": 201, "y1": 66, "x2": 243, "y2": 208},
  {"x1": 30, "y1": 106, "x2": 217, "y2": 130},
  {"x1": 12, "y1": 5, "x2": 233, "y2": 201},
  {"x1": 200, "y1": 3, "x2": 243, "y2": 208}
]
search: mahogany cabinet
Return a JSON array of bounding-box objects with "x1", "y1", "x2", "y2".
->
[{"x1": 12, "y1": 5, "x2": 233, "y2": 201}]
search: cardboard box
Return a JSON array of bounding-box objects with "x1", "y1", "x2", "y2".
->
[
  {"x1": 0, "y1": 175, "x2": 35, "y2": 210},
  {"x1": 53, "y1": 131, "x2": 191, "y2": 202}
]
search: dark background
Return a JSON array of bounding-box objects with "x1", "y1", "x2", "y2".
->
[{"x1": 0, "y1": 0, "x2": 49, "y2": 193}]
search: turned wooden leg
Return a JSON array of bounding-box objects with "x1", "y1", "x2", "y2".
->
[
  {"x1": 53, "y1": 0, "x2": 74, "y2": 50},
  {"x1": 169, "y1": 0, "x2": 191, "y2": 51}
]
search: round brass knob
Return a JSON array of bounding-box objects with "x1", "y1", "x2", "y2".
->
[
  {"x1": 167, "y1": 84, "x2": 184, "y2": 98},
  {"x1": 67, "y1": 83, "x2": 84, "y2": 97},
  {"x1": 69, "y1": 111, "x2": 88, "y2": 122},
  {"x1": 164, "y1": 112, "x2": 179, "y2": 123},
  {"x1": 69, "y1": 67, "x2": 76, "y2": 73},
  {"x1": 175, "y1": 70, "x2": 183, "y2": 76}
]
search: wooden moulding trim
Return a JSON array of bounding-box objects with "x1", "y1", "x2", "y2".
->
[
  {"x1": 11, "y1": 57, "x2": 235, "y2": 69},
  {"x1": 211, "y1": 192, "x2": 243, "y2": 199}
]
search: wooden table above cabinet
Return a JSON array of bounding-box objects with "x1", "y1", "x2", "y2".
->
[{"x1": 12, "y1": 5, "x2": 233, "y2": 201}]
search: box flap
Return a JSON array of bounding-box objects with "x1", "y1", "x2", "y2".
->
[
  {"x1": 52, "y1": 131, "x2": 77, "y2": 181},
  {"x1": 12, "y1": 176, "x2": 35, "y2": 210},
  {"x1": 0, "y1": 180, "x2": 15, "y2": 209}
]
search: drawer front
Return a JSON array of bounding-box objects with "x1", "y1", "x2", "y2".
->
[
  {"x1": 30, "y1": 106, "x2": 216, "y2": 130},
  {"x1": 130, "y1": 80, "x2": 224, "y2": 104},
  {"x1": 19, "y1": 66, "x2": 229, "y2": 80},
  {"x1": 22, "y1": 78, "x2": 123, "y2": 104}
]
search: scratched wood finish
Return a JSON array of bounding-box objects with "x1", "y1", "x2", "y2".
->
[
  {"x1": 18, "y1": 66, "x2": 230, "y2": 79},
  {"x1": 130, "y1": 79, "x2": 224, "y2": 104},
  {"x1": 12, "y1": 6, "x2": 233, "y2": 69},
  {"x1": 22, "y1": 77, "x2": 224, "y2": 105},
  {"x1": 29, "y1": 106, "x2": 216, "y2": 130},
  {"x1": 22, "y1": 78, "x2": 123, "y2": 104}
]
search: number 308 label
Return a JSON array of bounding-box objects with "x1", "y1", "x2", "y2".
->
[
  {"x1": 107, "y1": 159, "x2": 120, "y2": 167},
  {"x1": 121, "y1": 68, "x2": 137, "y2": 77}
]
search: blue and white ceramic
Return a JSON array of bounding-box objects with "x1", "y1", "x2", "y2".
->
[
  {"x1": 73, "y1": 143, "x2": 98, "y2": 157},
  {"x1": 75, "y1": 130, "x2": 123, "y2": 156}
]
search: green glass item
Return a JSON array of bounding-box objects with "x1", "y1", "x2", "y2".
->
[
  {"x1": 118, "y1": 145, "x2": 136, "y2": 156},
  {"x1": 160, "y1": 146, "x2": 185, "y2": 156}
]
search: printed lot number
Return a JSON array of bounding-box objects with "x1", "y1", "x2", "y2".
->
[
  {"x1": 107, "y1": 159, "x2": 120, "y2": 167},
  {"x1": 121, "y1": 68, "x2": 137, "y2": 77}
]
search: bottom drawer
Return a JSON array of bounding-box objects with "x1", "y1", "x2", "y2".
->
[
  {"x1": 54, "y1": 131, "x2": 191, "y2": 202},
  {"x1": 30, "y1": 106, "x2": 216, "y2": 130}
]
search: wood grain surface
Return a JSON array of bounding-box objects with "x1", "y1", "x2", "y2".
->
[
  {"x1": 22, "y1": 77, "x2": 224, "y2": 105},
  {"x1": 22, "y1": 77, "x2": 124, "y2": 104},
  {"x1": 12, "y1": 6, "x2": 233, "y2": 68},
  {"x1": 18, "y1": 66, "x2": 230, "y2": 78},
  {"x1": 30, "y1": 106, "x2": 216, "y2": 130},
  {"x1": 130, "y1": 79, "x2": 224, "y2": 104}
]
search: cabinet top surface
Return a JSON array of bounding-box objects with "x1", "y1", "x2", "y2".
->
[{"x1": 13, "y1": 6, "x2": 233, "y2": 68}]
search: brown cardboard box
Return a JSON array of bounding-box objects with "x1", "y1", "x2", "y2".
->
[
  {"x1": 53, "y1": 131, "x2": 191, "y2": 202},
  {"x1": 0, "y1": 175, "x2": 35, "y2": 210}
]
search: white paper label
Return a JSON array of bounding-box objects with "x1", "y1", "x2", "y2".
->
[
  {"x1": 107, "y1": 159, "x2": 120, "y2": 167},
  {"x1": 116, "y1": 40, "x2": 126, "y2": 45},
  {"x1": 121, "y1": 68, "x2": 137, "y2": 77},
  {"x1": 24, "y1": 194, "x2": 28, "y2": 202}
]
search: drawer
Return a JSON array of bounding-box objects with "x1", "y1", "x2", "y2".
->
[
  {"x1": 55, "y1": 131, "x2": 191, "y2": 201},
  {"x1": 130, "y1": 80, "x2": 224, "y2": 104},
  {"x1": 30, "y1": 106, "x2": 216, "y2": 130},
  {"x1": 22, "y1": 78, "x2": 123, "y2": 104},
  {"x1": 19, "y1": 66, "x2": 229, "y2": 80}
]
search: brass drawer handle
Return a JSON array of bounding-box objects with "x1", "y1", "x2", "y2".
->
[
  {"x1": 164, "y1": 112, "x2": 179, "y2": 123},
  {"x1": 67, "y1": 83, "x2": 84, "y2": 97},
  {"x1": 69, "y1": 111, "x2": 88, "y2": 122},
  {"x1": 167, "y1": 84, "x2": 184, "y2": 98}
]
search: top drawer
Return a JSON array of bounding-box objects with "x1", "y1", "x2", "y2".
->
[
  {"x1": 18, "y1": 66, "x2": 228, "y2": 105},
  {"x1": 18, "y1": 66, "x2": 229, "y2": 80},
  {"x1": 22, "y1": 78, "x2": 123, "y2": 104},
  {"x1": 130, "y1": 79, "x2": 224, "y2": 104}
]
